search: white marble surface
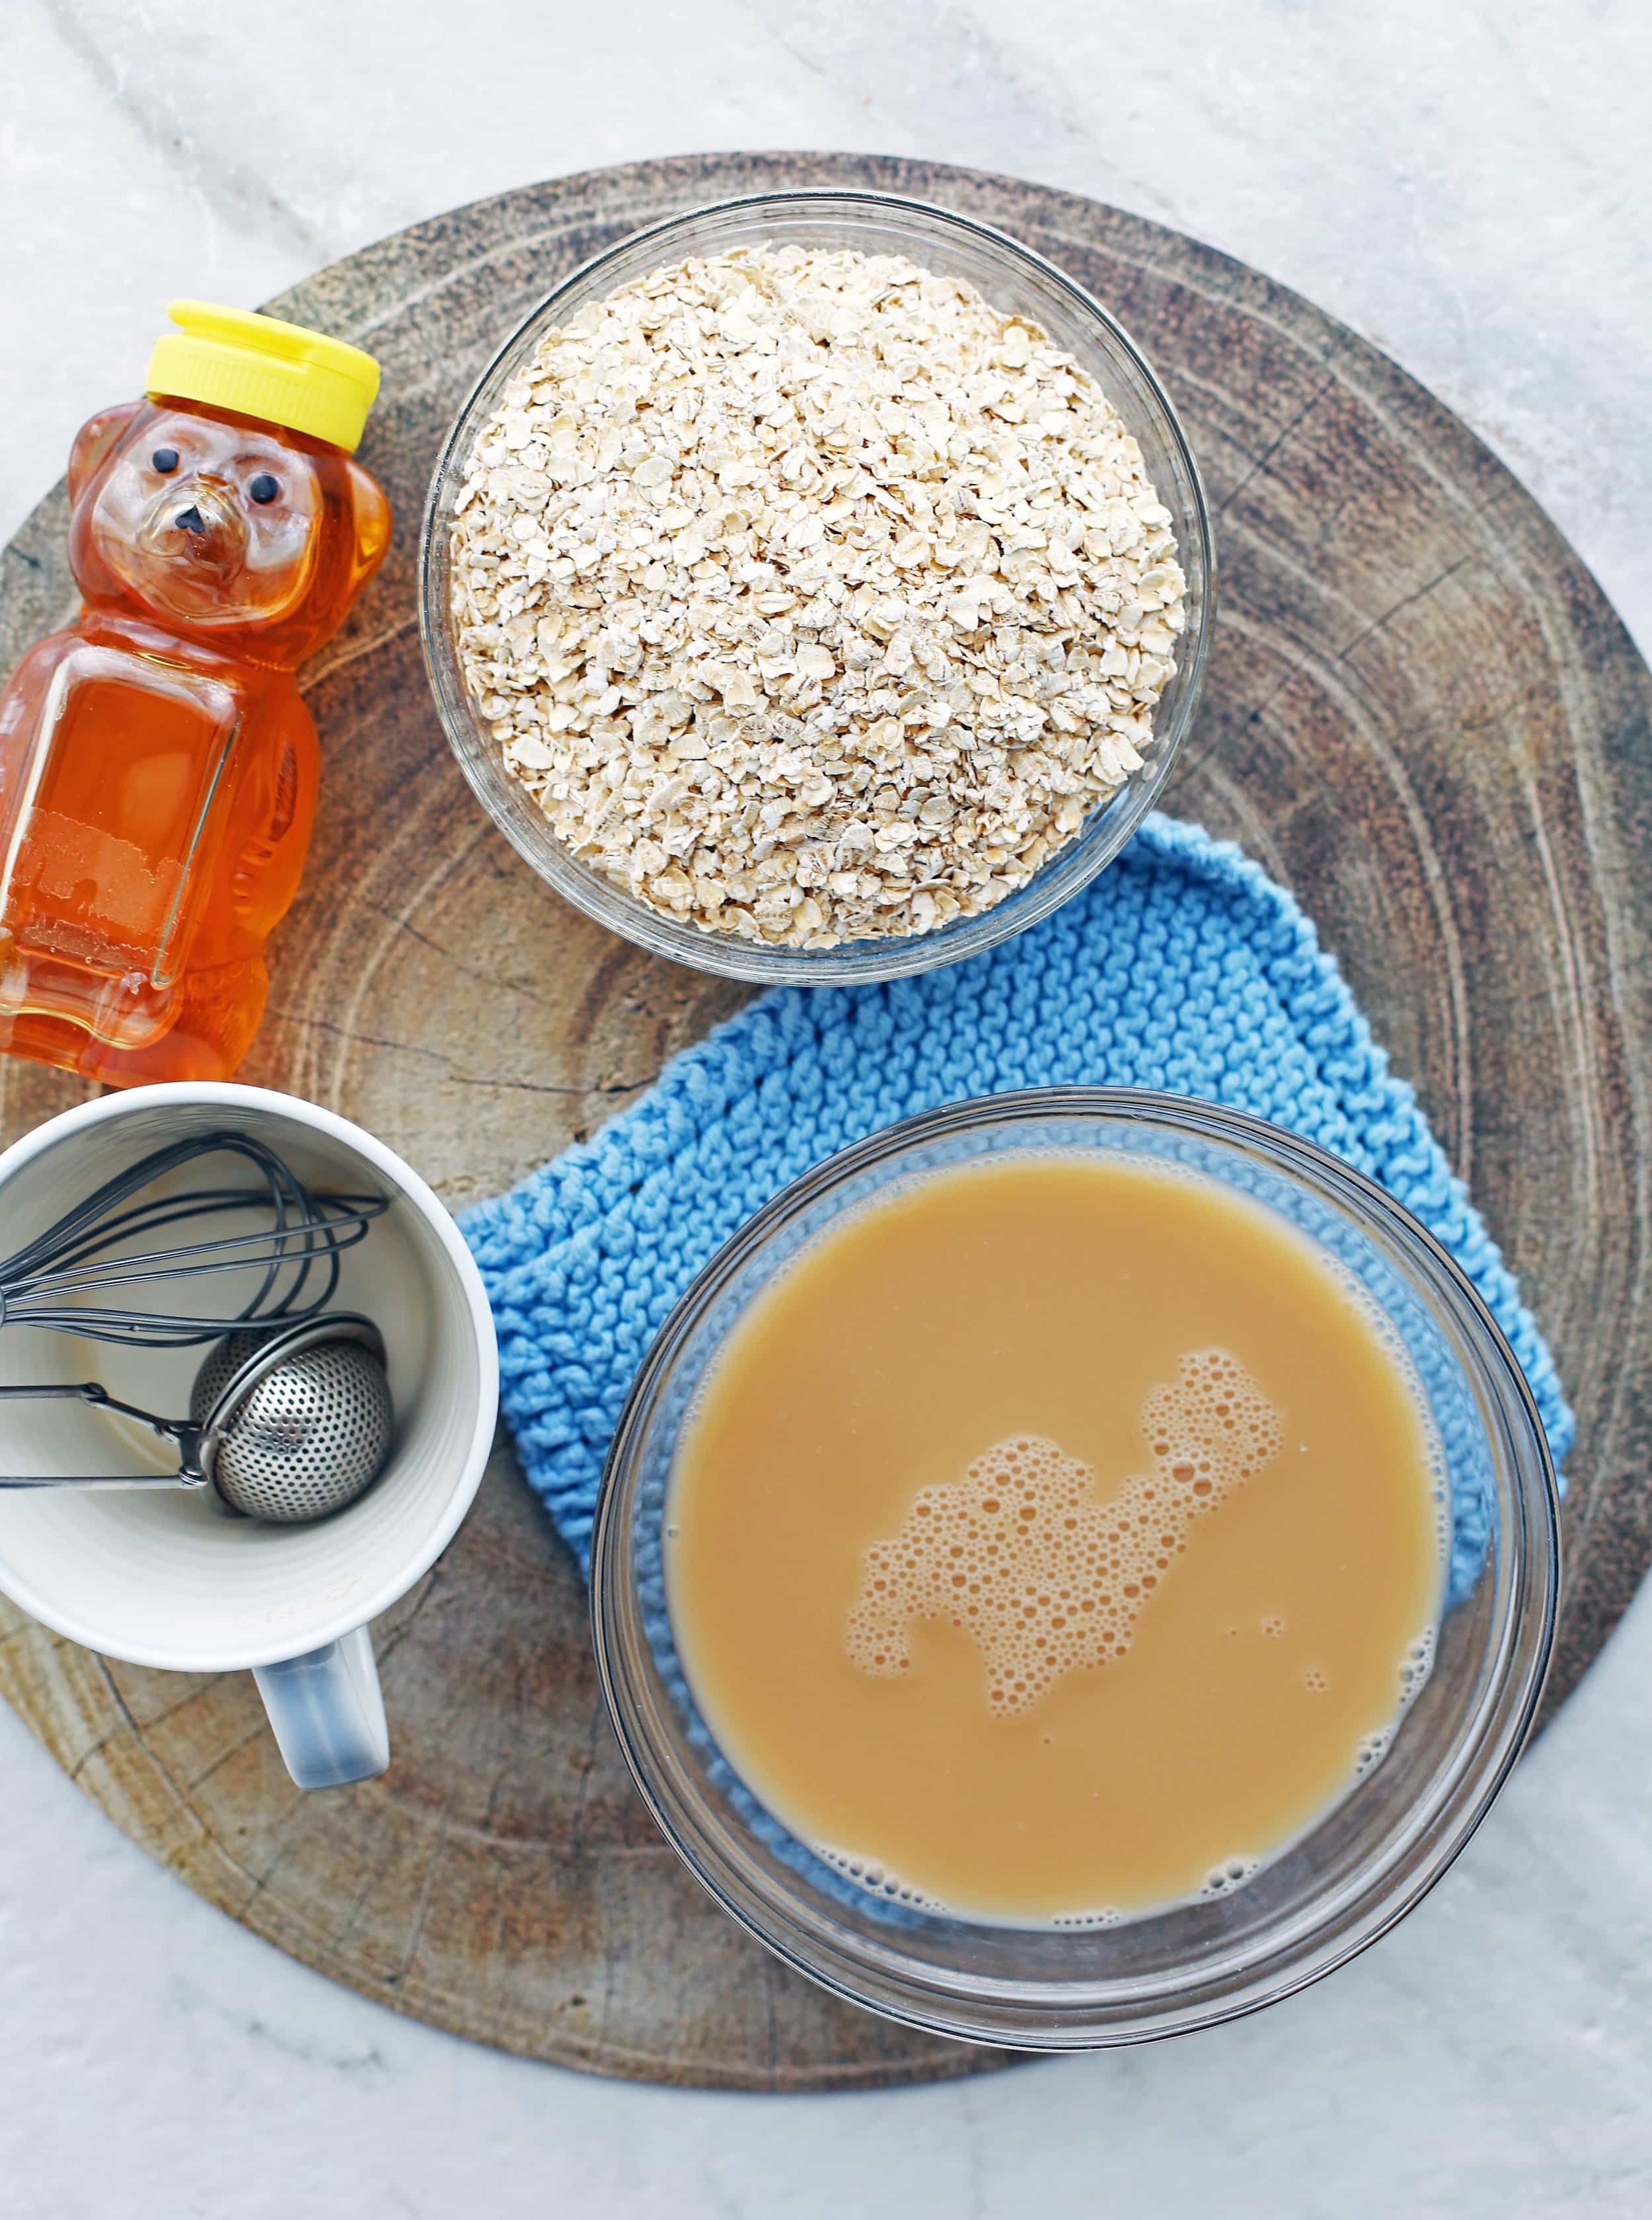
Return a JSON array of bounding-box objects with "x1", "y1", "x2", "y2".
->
[{"x1": 2, "y1": 3, "x2": 1650, "y2": 2213}]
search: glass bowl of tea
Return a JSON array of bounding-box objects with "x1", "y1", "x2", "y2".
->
[{"x1": 589, "y1": 1088, "x2": 1559, "y2": 2048}]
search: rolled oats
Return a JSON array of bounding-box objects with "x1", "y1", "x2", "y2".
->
[{"x1": 450, "y1": 245, "x2": 1186, "y2": 950}]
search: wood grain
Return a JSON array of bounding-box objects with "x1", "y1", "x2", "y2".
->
[{"x1": 1, "y1": 153, "x2": 1649, "y2": 2089}]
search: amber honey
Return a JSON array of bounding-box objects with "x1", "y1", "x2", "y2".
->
[{"x1": 0, "y1": 390, "x2": 388, "y2": 1086}]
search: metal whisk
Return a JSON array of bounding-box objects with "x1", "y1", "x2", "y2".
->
[{"x1": 0, "y1": 1131, "x2": 389, "y2": 1348}]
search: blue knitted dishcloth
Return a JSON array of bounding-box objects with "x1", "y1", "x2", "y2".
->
[{"x1": 463, "y1": 814, "x2": 1572, "y2": 1580}]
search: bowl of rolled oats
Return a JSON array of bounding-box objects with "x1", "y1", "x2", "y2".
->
[{"x1": 421, "y1": 192, "x2": 1213, "y2": 981}]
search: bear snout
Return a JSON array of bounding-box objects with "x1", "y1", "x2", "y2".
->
[{"x1": 139, "y1": 476, "x2": 246, "y2": 568}]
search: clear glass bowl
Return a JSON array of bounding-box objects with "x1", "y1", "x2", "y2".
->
[
  {"x1": 420, "y1": 192, "x2": 1215, "y2": 986},
  {"x1": 590, "y1": 1090, "x2": 1559, "y2": 2048}
]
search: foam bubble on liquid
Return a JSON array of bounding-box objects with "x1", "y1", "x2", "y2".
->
[
  {"x1": 1197, "y1": 1856, "x2": 1261, "y2": 1901},
  {"x1": 1399, "y1": 1626, "x2": 1436, "y2": 1705},
  {"x1": 1355, "y1": 1726, "x2": 1394, "y2": 1777},
  {"x1": 845, "y1": 1350, "x2": 1283, "y2": 1719},
  {"x1": 815, "y1": 1845, "x2": 947, "y2": 1913}
]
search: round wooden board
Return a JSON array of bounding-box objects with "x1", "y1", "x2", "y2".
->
[{"x1": 1, "y1": 154, "x2": 1649, "y2": 2092}]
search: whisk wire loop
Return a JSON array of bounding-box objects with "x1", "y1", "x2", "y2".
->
[{"x1": 0, "y1": 1131, "x2": 389, "y2": 1349}]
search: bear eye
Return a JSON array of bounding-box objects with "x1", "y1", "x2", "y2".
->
[
  {"x1": 248, "y1": 472, "x2": 280, "y2": 505},
  {"x1": 151, "y1": 447, "x2": 180, "y2": 474}
]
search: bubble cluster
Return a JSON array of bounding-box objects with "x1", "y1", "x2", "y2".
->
[
  {"x1": 815, "y1": 1845, "x2": 946, "y2": 1911},
  {"x1": 1197, "y1": 1856, "x2": 1261, "y2": 1901},
  {"x1": 1354, "y1": 1726, "x2": 1394, "y2": 1778},
  {"x1": 1399, "y1": 1628, "x2": 1436, "y2": 1707},
  {"x1": 845, "y1": 1350, "x2": 1283, "y2": 1717}
]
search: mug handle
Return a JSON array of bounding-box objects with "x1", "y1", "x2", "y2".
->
[{"x1": 252, "y1": 1624, "x2": 390, "y2": 1790}]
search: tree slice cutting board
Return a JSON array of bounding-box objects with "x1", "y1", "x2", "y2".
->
[{"x1": 1, "y1": 153, "x2": 1649, "y2": 2092}]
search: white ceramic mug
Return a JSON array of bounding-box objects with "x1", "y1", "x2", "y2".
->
[{"x1": 0, "y1": 1084, "x2": 498, "y2": 1789}]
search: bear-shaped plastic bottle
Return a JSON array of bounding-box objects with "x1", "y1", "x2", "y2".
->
[{"x1": 0, "y1": 301, "x2": 390, "y2": 1086}]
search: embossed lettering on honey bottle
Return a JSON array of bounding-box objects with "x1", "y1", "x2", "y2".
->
[{"x1": 666, "y1": 1155, "x2": 1444, "y2": 1923}]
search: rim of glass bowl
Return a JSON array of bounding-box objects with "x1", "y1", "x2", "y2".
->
[
  {"x1": 589, "y1": 1088, "x2": 1559, "y2": 2049},
  {"x1": 419, "y1": 189, "x2": 1216, "y2": 986}
]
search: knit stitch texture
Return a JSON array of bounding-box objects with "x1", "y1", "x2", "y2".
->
[{"x1": 464, "y1": 814, "x2": 1571, "y2": 1582}]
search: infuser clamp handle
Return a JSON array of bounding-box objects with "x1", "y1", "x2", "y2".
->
[{"x1": 0, "y1": 1381, "x2": 210, "y2": 1490}]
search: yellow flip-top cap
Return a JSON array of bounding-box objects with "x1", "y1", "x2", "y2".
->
[{"x1": 147, "y1": 300, "x2": 381, "y2": 454}]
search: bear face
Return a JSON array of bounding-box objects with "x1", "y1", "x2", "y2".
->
[
  {"x1": 66, "y1": 398, "x2": 391, "y2": 667},
  {"x1": 91, "y1": 408, "x2": 325, "y2": 630}
]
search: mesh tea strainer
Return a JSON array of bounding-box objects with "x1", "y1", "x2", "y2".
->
[{"x1": 0, "y1": 1314, "x2": 394, "y2": 1524}]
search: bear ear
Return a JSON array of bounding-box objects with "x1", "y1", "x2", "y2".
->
[
  {"x1": 346, "y1": 459, "x2": 393, "y2": 579},
  {"x1": 67, "y1": 401, "x2": 144, "y2": 505}
]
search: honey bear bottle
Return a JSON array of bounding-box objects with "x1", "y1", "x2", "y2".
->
[{"x1": 0, "y1": 301, "x2": 391, "y2": 1087}]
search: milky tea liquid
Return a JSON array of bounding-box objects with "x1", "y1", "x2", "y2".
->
[{"x1": 665, "y1": 1156, "x2": 1445, "y2": 1922}]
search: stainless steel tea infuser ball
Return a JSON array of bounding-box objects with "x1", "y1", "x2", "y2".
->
[
  {"x1": 0, "y1": 1313, "x2": 395, "y2": 1524},
  {"x1": 191, "y1": 1316, "x2": 394, "y2": 1521}
]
